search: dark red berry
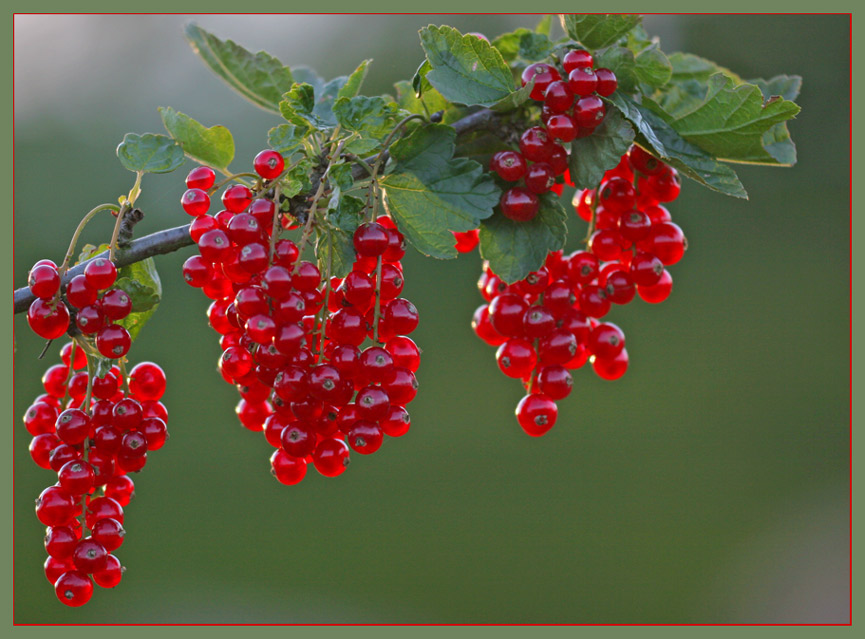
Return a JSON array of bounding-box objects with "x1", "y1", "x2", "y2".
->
[
  {"x1": 515, "y1": 393, "x2": 558, "y2": 436},
  {"x1": 253, "y1": 149, "x2": 285, "y2": 179}
]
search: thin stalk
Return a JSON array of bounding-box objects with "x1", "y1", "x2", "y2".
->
[
  {"x1": 372, "y1": 256, "x2": 384, "y2": 344},
  {"x1": 108, "y1": 204, "x2": 131, "y2": 263},
  {"x1": 268, "y1": 184, "x2": 282, "y2": 265},
  {"x1": 210, "y1": 172, "x2": 259, "y2": 193},
  {"x1": 58, "y1": 203, "x2": 121, "y2": 277},
  {"x1": 316, "y1": 243, "x2": 333, "y2": 361}
]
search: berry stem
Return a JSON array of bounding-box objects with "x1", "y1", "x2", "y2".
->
[
  {"x1": 209, "y1": 172, "x2": 258, "y2": 193},
  {"x1": 268, "y1": 183, "x2": 282, "y2": 265},
  {"x1": 316, "y1": 242, "x2": 333, "y2": 360},
  {"x1": 57, "y1": 203, "x2": 121, "y2": 279},
  {"x1": 372, "y1": 256, "x2": 383, "y2": 343},
  {"x1": 108, "y1": 204, "x2": 132, "y2": 263}
]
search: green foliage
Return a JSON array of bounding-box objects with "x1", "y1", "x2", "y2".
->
[
  {"x1": 418, "y1": 25, "x2": 520, "y2": 108},
  {"x1": 479, "y1": 194, "x2": 568, "y2": 283},
  {"x1": 114, "y1": 257, "x2": 162, "y2": 342},
  {"x1": 492, "y1": 28, "x2": 555, "y2": 64},
  {"x1": 316, "y1": 195, "x2": 365, "y2": 278},
  {"x1": 159, "y1": 107, "x2": 234, "y2": 171},
  {"x1": 568, "y1": 108, "x2": 635, "y2": 189},
  {"x1": 116, "y1": 133, "x2": 184, "y2": 174},
  {"x1": 560, "y1": 14, "x2": 643, "y2": 50},
  {"x1": 185, "y1": 23, "x2": 294, "y2": 113},
  {"x1": 379, "y1": 124, "x2": 500, "y2": 259},
  {"x1": 267, "y1": 124, "x2": 305, "y2": 155}
]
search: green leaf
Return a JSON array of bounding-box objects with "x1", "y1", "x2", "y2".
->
[
  {"x1": 491, "y1": 28, "x2": 554, "y2": 63},
  {"x1": 278, "y1": 156, "x2": 314, "y2": 198},
  {"x1": 267, "y1": 124, "x2": 305, "y2": 155},
  {"x1": 332, "y1": 95, "x2": 400, "y2": 140},
  {"x1": 279, "y1": 82, "x2": 324, "y2": 130},
  {"x1": 113, "y1": 257, "x2": 162, "y2": 342},
  {"x1": 609, "y1": 93, "x2": 747, "y2": 198},
  {"x1": 292, "y1": 67, "x2": 325, "y2": 96},
  {"x1": 411, "y1": 59, "x2": 434, "y2": 97},
  {"x1": 668, "y1": 52, "x2": 742, "y2": 84},
  {"x1": 379, "y1": 124, "x2": 500, "y2": 259},
  {"x1": 535, "y1": 15, "x2": 553, "y2": 36},
  {"x1": 560, "y1": 14, "x2": 642, "y2": 51},
  {"x1": 645, "y1": 74, "x2": 800, "y2": 165},
  {"x1": 158, "y1": 106, "x2": 234, "y2": 171},
  {"x1": 184, "y1": 23, "x2": 293, "y2": 113},
  {"x1": 489, "y1": 83, "x2": 534, "y2": 113},
  {"x1": 568, "y1": 109, "x2": 635, "y2": 188},
  {"x1": 116, "y1": 133, "x2": 184, "y2": 174},
  {"x1": 747, "y1": 75, "x2": 802, "y2": 165},
  {"x1": 338, "y1": 59, "x2": 371, "y2": 100},
  {"x1": 328, "y1": 163, "x2": 355, "y2": 192},
  {"x1": 479, "y1": 194, "x2": 567, "y2": 284},
  {"x1": 394, "y1": 79, "x2": 451, "y2": 119},
  {"x1": 314, "y1": 76, "x2": 350, "y2": 128},
  {"x1": 632, "y1": 41, "x2": 672, "y2": 89},
  {"x1": 419, "y1": 25, "x2": 516, "y2": 107},
  {"x1": 316, "y1": 195, "x2": 365, "y2": 278}
]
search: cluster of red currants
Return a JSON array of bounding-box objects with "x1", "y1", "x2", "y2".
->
[
  {"x1": 27, "y1": 257, "x2": 133, "y2": 359},
  {"x1": 472, "y1": 145, "x2": 685, "y2": 436},
  {"x1": 180, "y1": 151, "x2": 420, "y2": 484},
  {"x1": 25, "y1": 341, "x2": 168, "y2": 606},
  {"x1": 491, "y1": 47, "x2": 618, "y2": 222}
]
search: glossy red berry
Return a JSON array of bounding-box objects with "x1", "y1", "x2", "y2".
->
[
  {"x1": 562, "y1": 49, "x2": 594, "y2": 74},
  {"x1": 253, "y1": 149, "x2": 285, "y2": 179},
  {"x1": 27, "y1": 298, "x2": 70, "y2": 339},
  {"x1": 567, "y1": 67, "x2": 598, "y2": 96},
  {"x1": 500, "y1": 187, "x2": 539, "y2": 222},
  {"x1": 54, "y1": 570, "x2": 93, "y2": 607},
  {"x1": 524, "y1": 163, "x2": 555, "y2": 194},
  {"x1": 521, "y1": 62, "x2": 561, "y2": 101},
  {"x1": 594, "y1": 68, "x2": 618, "y2": 96},
  {"x1": 637, "y1": 269, "x2": 673, "y2": 303},
  {"x1": 28, "y1": 263, "x2": 61, "y2": 299},
  {"x1": 93, "y1": 554, "x2": 123, "y2": 589},
  {"x1": 186, "y1": 165, "x2": 216, "y2": 190},
  {"x1": 96, "y1": 324, "x2": 131, "y2": 359},
  {"x1": 353, "y1": 222, "x2": 389, "y2": 257},
  {"x1": 496, "y1": 338, "x2": 537, "y2": 378},
  {"x1": 519, "y1": 126, "x2": 555, "y2": 162},
  {"x1": 574, "y1": 96, "x2": 606, "y2": 129},
  {"x1": 181, "y1": 188, "x2": 210, "y2": 216},
  {"x1": 515, "y1": 393, "x2": 558, "y2": 437},
  {"x1": 222, "y1": 184, "x2": 253, "y2": 212},
  {"x1": 593, "y1": 347, "x2": 629, "y2": 380},
  {"x1": 312, "y1": 438, "x2": 351, "y2": 477},
  {"x1": 83, "y1": 258, "x2": 118, "y2": 291},
  {"x1": 270, "y1": 449, "x2": 307, "y2": 485},
  {"x1": 490, "y1": 150, "x2": 527, "y2": 181}
]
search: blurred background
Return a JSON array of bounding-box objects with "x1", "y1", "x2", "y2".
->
[{"x1": 12, "y1": 14, "x2": 850, "y2": 623}]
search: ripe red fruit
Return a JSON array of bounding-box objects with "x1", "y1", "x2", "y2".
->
[
  {"x1": 594, "y1": 68, "x2": 618, "y2": 96},
  {"x1": 96, "y1": 324, "x2": 131, "y2": 359},
  {"x1": 83, "y1": 258, "x2": 118, "y2": 290},
  {"x1": 128, "y1": 362, "x2": 167, "y2": 401},
  {"x1": 574, "y1": 96, "x2": 606, "y2": 129},
  {"x1": 637, "y1": 269, "x2": 673, "y2": 304},
  {"x1": 593, "y1": 348, "x2": 629, "y2": 380},
  {"x1": 520, "y1": 62, "x2": 561, "y2": 101},
  {"x1": 93, "y1": 554, "x2": 123, "y2": 588},
  {"x1": 500, "y1": 187, "x2": 539, "y2": 222},
  {"x1": 28, "y1": 263, "x2": 61, "y2": 299},
  {"x1": 515, "y1": 393, "x2": 558, "y2": 437},
  {"x1": 496, "y1": 338, "x2": 537, "y2": 378},
  {"x1": 186, "y1": 165, "x2": 216, "y2": 190},
  {"x1": 181, "y1": 188, "x2": 210, "y2": 216},
  {"x1": 490, "y1": 150, "x2": 527, "y2": 181},
  {"x1": 222, "y1": 184, "x2": 253, "y2": 212},
  {"x1": 353, "y1": 222, "x2": 389, "y2": 257},
  {"x1": 567, "y1": 67, "x2": 598, "y2": 96},
  {"x1": 562, "y1": 49, "x2": 594, "y2": 74},
  {"x1": 270, "y1": 449, "x2": 307, "y2": 485},
  {"x1": 312, "y1": 438, "x2": 351, "y2": 477},
  {"x1": 253, "y1": 149, "x2": 285, "y2": 179},
  {"x1": 54, "y1": 570, "x2": 93, "y2": 607},
  {"x1": 454, "y1": 229, "x2": 480, "y2": 253},
  {"x1": 537, "y1": 365, "x2": 573, "y2": 400},
  {"x1": 27, "y1": 298, "x2": 70, "y2": 339},
  {"x1": 519, "y1": 126, "x2": 555, "y2": 162}
]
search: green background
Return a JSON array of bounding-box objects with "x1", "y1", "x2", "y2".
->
[{"x1": 11, "y1": 14, "x2": 850, "y2": 623}]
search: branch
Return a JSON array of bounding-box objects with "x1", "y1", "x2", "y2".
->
[{"x1": 13, "y1": 108, "x2": 499, "y2": 315}]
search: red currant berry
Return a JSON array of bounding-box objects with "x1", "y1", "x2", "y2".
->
[
  {"x1": 543, "y1": 80, "x2": 574, "y2": 113},
  {"x1": 181, "y1": 188, "x2": 210, "y2": 216},
  {"x1": 381, "y1": 298, "x2": 419, "y2": 336},
  {"x1": 594, "y1": 68, "x2": 618, "y2": 96},
  {"x1": 222, "y1": 184, "x2": 253, "y2": 213},
  {"x1": 30, "y1": 433, "x2": 60, "y2": 469},
  {"x1": 593, "y1": 347, "x2": 629, "y2": 380},
  {"x1": 562, "y1": 49, "x2": 594, "y2": 74},
  {"x1": 58, "y1": 460, "x2": 96, "y2": 495},
  {"x1": 312, "y1": 437, "x2": 351, "y2": 477},
  {"x1": 637, "y1": 269, "x2": 673, "y2": 303},
  {"x1": 645, "y1": 222, "x2": 686, "y2": 265},
  {"x1": 500, "y1": 187, "x2": 539, "y2": 222},
  {"x1": 546, "y1": 114, "x2": 577, "y2": 143},
  {"x1": 45, "y1": 525, "x2": 79, "y2": 559},
  {"x1": 348, "y1": 420, "x2": 383, "y2": 455},
  {"x1": 83, "y1": 258, "x2": 118, "y2": 291},
  {"x1": 93, "y1": 554, "x2": 123, "y2": 588},
  {"x1": 472, "y1": 304, "x2": 506, "y2": 346},
  {"x1": 28, "y1": 263, "x2": 61, "y2": 299},
  {"x1": 253, "y1": 149, "x2": 285, "y2": 180},
  {"x1": 104, "y1": 476, "x2": 135, "y2": 507},
  {"x1": 537, "y1": 365, "x2": 573, "y2": 400},
  {"x1": 454, "y1": 229, "x2": 480, "y2": 253},
  {"x1": 588, "y1": 322, "x2": 625, "y2": 360},
  {"x1": 629, "y1": 145, "x2": 666, "y2": 176},
  {"x1": 186, "y1": 165, "x2": 216, "y2": 190},
  {"x1": 567, "y1": 67, "x2": 598, "y2": 96},
  {"x1": 521, "y1": 62, "x2": 561, "y2": 101},
  {"x1": 27, "y1": 298, "x2": 70, "y2": 339},
  {"x1": 270, "y1": 449, "x2": 307, "y2": 485},
  {"x1": 101, "y1": 288, "x2": 132, "y2": 321},
  {"x1": 629, "y1": 252, "x2": 665, "y2": 287},
  {"x1": 574, "y1": 96, "x2": 606, "y2": 129},
  {"x1": 496, "y1": 338, "x2": 537, "y2": 378},
  {"x1": 524, "y1": 163, "x2": 555, "y2": 194},
  {"x1": 353, "y1": 222, "x2": 389, "y2": 257},
  {"x1": 35, "y1": 486, "x2": 77, "y2": 527},
  {"x1": 490, "y1": 150, "x2": 527, "y2": 181},
  {"x1": 54, "y1": 570, "x2": 93, "y2": 606},
  {"x1": 519, "y1": 126, "x2": 555, "y2": 162},
  {"x1": 96, "y1": 324, "x2": 131, "y2": 359},
  {"x1": 515, "y1": 393, "x2": 558, "y2": 437}
]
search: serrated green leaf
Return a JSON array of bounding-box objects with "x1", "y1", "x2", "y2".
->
[
  {"x1": 490, "y1": 83, "x2": 534, "y2": 113},
  {"x1": 419, "y1": 25, "x2": 516, "y2": 107},
  {"x1": 394, "y1": 79, "x2": 451, "y2": 119},
  {"x1": 314, "y1": 76, "x2": 350, "y2": 128},
  {"x1": 316, "y1": 194, "x2": 365, "y2": 278},
  {"x1": 569, "y1": 109, "x2": 635, "y2": 188},
  {"x1": 280, "y1": 82, "x2": 332, "y2": 131},
  {"x1": 609, "y1": 93, "x2": 747, "y2": 198},
  {"x1": 632, "y1": 41, "x2": 672, "y2": 89},
  {"x1": 749, "y1": 75, "x2": 803, "y2": 102},
  {"x1": 328, "y1": 163, "x2": 355, "y2": 192},
  {"x1": 379, "y1": 124, "x2": 500, "y2": 259},
  {"x1": 279, "y1": 157, "x2": 314, "y2": 198},
  {"x1": 747, "y1": 75, "x2": 802, "y2": 166},
  {"x1": 184, "y1": 23, "x2": 294, "y2": 113},
  {"x1": 491, "y1": 28, "x2": 554, "y2": 63},
  {"x1": 114, "y1": 257, "x2": 161, "y2": 342},
  {"x1": 479, "y1": 194, "x2": 567, "y2": 284},
  {"x1": 332, "y1": 95, "x2": 401, "y2": 141},
  {"x1": 116, "y1": 133, "x2": 184, "y2": 174},
  {"x1": 292, "y1": 67, "x2": 325, "y2": 96},
  {"x1": 412, "y1": 59, "x2": 434, "y2": 98},
  {"x1": 560, "y1": 14, "x2": 642, "y2": 51},
  {"x1": 668, "y1": 52, "x2": 742, "y2": 84},
  {"x1": 338, "y1": 59, "x2": 371, "y2": 100},
  {"x1": 158, "y1": 107, "x2": 234, "y2": 171},
  {"x1": 646, "y1": 74, "x2": 800, "y2": 165},
  {"x1": 267, "y1": 124, "x2": 306, "y2": 155}
]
